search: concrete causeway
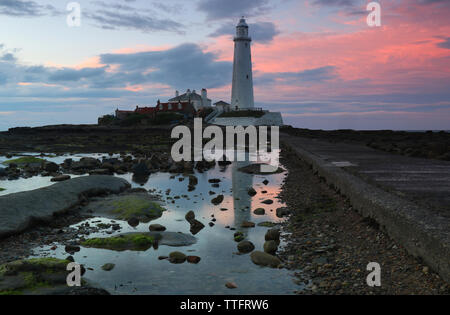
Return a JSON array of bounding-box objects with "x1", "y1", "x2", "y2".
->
[
  {"x1": 0, "y1": 175, "x2": 130, "y2": 238},
  {"x1": 281, "y1": 134, "x2": 450, "y2": 283}
]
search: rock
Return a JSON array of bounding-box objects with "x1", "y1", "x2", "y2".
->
[
  {"x1": 127, "y1": 217, "x2": 139, "y2": 227},
  {"x1": 237, "y1": 241, "x2": 255, "y2": 253},
  {"x1": 132, "y1": 162, "x2": 150, "y2": 176},
  {"x1": 71, "y1": 157, "x2": 100, "y2": 171},
  {"x1": 169, "y1": 251, "x2": 186, "y2": 264},
  {"x1": 239, "y1": 164, "x2": 284, "y2": 175},
  {"x1": 190, "y1": 220, "x2": 205, "y2": 235},
  {"x1": 89, "y1": 169, "x2": 111, "y2": 175},
  {"x1": 241, "y1": 221, "x2": 255, "y2": 228},
  {"x1": 263, "y1": 240, "x2": 278, "y2": 255},
  {"x1": 188, "y1": 175, "x2": 198, "y2": 186},
  {"x1": 85, "y1": 193, "x2": 165, "y2": 224},
  {"x1": 187, "y1": 256, "x2": 201, "y2": 264},
  {"x1": 0, "y1": 168, "x2": 7, "y2": 177},
  {"x1": 262, "y1": 179, "x2": 269, "y2": 185},
  {"x1": 262, "y1": 199, "x2": 274, "y2": 205},
  {"x1": 208, "y1": 179, "x2": 221, "y2": 183},
  {"x1": 65, "y1": 245, "x2": 81, "y2": 254},
  {"x1": 0, "y1": 176, "x2": 130, "y2": 239},
  {"x1": 185, "y1": 211, "x2": 195, "y2": 222},
  {"x1": 149, "y1": 224, "x2": 166, "y2": 232},
  {"x1": 50, "y1": 175, "x2": 71, "y2": 182},
  {"x1": 225, "y1": 282, "x2": 238, "y2": 289},
  {"x1": 101, "y1": 263, "x2": 115, "y2": 271},
  {"x1": 81, "y1": 233, "x2": 154, "y2": 251},
  {"x1": 247, "y1": 187, "x2": 257, "y2": 196},
  {"x1": 253, "y1": 208, "x2": 265, "y2": 215},
  {"x1": 250, "y1": 251, "x2": 281, "y2": 268},
  {"x1": 276, "y1": 207, "x2": 290, "y2": 218},
  {"x1": 43, "y1": 162, "x2": 59, "y2": 173},
  {"x1": 265, "y1": 228, "x2": 280, "y2": 242},
  {"x1": 211, "y1": 195, "x2": 224, "y2": 205},
  {"x1": 257, "y1": 222, "x2": 277, "y2": 228},
  {"x1": 234, "y1": 232, "x2": 245, "y2": 242},
  {"x1": 0, "y1": 258, "x2": 105, "y2": 295}
]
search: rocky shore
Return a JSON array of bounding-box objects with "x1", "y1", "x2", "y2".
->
[
  {"x1": 281, "y1": 126, "x2": 450, "y2": 161},
  {"x1": 277, "y1": 144, "x2": 449, "y2": 294}
]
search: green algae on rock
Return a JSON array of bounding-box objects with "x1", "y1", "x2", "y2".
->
[
  {"x1": 2, "y1": 156, "x2": 46, "y2": 166},
  {"x1": 0, "y1": 258, "x2": 69, "y2": 295},
  {"x1": 112, "y1": 196, "x2": 165, "y2": 221},
  {"x1": 85, "y1": 193, "x2": 166, "y2": 223},
  {"x1": 82, "y1": 233, "x2": 154, "y2": 251}
]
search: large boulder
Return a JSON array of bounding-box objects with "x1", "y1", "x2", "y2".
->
[
  {"x1": 250, "y1": 251, "x2": 281, "y2": 268},
  {"x1": 83, "y1": 193, "x2": 165, "y2": 223},
  {"x1": 71, "y1": 157, "x2": 100, "y2": 171},
  {"x1": 132, "y1": 162, "x2": 150, "y2": 177},
  {"x1": 0, "y1": 176, "x2": 130, "y2": 238},
  {"x1": 43, "y1": 162, "x2": 59, "y2": 173},
  {"x1": 237, "y1": 241, "x2": 255, "y2": 253}
]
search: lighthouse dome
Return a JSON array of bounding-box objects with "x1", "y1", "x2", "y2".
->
[{"x1": 237, "y1": 18, "x2": 248, "y2": 28}]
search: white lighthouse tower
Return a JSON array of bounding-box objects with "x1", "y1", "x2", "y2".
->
[{"x1": 231, "y1": 17, "x2": 255, "y2": 110}]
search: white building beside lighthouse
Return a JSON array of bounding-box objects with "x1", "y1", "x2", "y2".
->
[{"x1": 231, "y1": 18, "x2": 254, "y2": 110}]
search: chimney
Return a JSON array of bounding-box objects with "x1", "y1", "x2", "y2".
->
[
  {"x1": 175, "y1": 90, "x2": 179, "y2": 97},
  {"x1": 186, "y1": 89, "x2": 191, "y2": 95},
  {"x1": 201, "y1": 88, "x2": 207, "y2": 100}
]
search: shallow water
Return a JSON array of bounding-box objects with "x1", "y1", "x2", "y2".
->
[
  {"x1": 1, "y1": 153, "x2": 298, "y2": 295},
  {"x1": 0, "y1": 153, "x2": 121, "y2": 195}
]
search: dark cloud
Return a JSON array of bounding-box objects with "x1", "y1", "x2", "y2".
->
[
  {"x1": 437, "y1": 37, "x2": 450, "y2": 49},
  {"x1": 0, "y1": 43, "x2": 232, "y2": 91},
  {"x1": 255, "y1": 66, "x2": 338, "y2": 85},
  {"x1": 312, "y1": 0, "x2": 357, "y2": 7},
  {"x1": 0, "y1": 0, "x2": 60, "y2": 17},
  {"x1": 85, "y1": 5, "x2": 184, "y2": 33},
  {"x1": 48, "y1": 67, "x2": 108, "y2": 82},
  {"x1": 210, "y1": 21, "x2": 280, "y2": 43},
  {"x1": 197, "y1": 0, "x2": 270, "y2": 20},
  {"x1": 100, "y1": 43, "x2": 232, "y2": 89}
]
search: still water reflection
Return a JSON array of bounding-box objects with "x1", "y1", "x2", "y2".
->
[{"x1": 1, "y1": 152, "x2": 297, "y2": 294}]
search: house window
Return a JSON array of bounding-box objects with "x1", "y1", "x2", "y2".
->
[
  {"x1": 179, "y1": 103, "x2": 183, "y2": 110},
  {"x1": 168, "y1": 103, "x2": 172, "y2": 110},
  {"x1": 159, "y1": 104, "x2": 163, "y2": 110}
]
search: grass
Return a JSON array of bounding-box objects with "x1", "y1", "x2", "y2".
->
[
  {"x1": 82, "y1": 234, "x2": 154, "y2": 251},
  {"x1": 218, "y1": 110, "x2": 265, "y2": 118},
  {"x1": 112, "y1": 196, "x2": 165, "y2": 222},
  {"x1": 0, "y1": 188, "x2": 5, "y2": 192},
  {"x1": 2, "y1": 156, "x2": 46, "y2": 166},
  {"x1": 0, "y1": 258, "x2": 70, "y2": 295}
]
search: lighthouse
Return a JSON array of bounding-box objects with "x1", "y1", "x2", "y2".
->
[{"x1": 231, "y1": 18, "x2": 255, "y2": 110}]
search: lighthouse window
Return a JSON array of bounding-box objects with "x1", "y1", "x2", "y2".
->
[{"x1": 246, "y1": 75, "x2": 249, "y2": 79}]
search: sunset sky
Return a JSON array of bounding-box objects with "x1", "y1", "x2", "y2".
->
[{"x1": 0, "y1": 0, "x2": 449, "y2": 130}]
